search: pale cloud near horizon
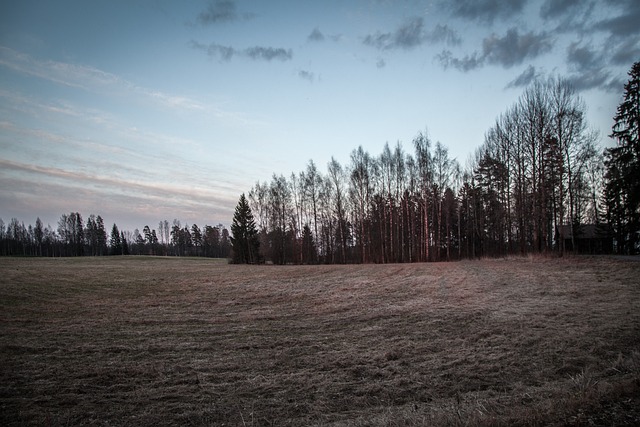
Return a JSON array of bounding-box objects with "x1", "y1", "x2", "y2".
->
[
  {"x1": 0, "y1": 79, "x2": 249, "y2": 230},
  {"x1": 0, "y1": 157, "x2": 236, "y2": 228}
]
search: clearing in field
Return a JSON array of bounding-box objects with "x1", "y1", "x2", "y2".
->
[{"x1": 1, "y1": 256, "x2": 639, "y2": 426}]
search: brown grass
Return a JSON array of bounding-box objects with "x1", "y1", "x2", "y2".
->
[{"x1": 1, "y1": 256, "x2": 639, "y2": 426}]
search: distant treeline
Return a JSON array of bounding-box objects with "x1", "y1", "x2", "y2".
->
[
  {"x1": 236, "y1": 72, "x2": 639, "y2": 264},
  {"x1": 0, "y1": 214, "x2": 231, "y2": 258}
]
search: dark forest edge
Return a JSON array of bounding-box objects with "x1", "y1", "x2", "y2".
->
[{"x1": 2, "y1": 63, "x2": 639, "y2": 263}]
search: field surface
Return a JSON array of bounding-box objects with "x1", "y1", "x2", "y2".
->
[{"x1": 1, "y1": 256, "x2": 639, "y2": 426}]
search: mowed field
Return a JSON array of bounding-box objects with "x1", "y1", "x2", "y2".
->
[{"x1": 1, "y1": 256, "x2": 639, "y2": 426}]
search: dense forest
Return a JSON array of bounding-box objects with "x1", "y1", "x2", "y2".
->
[
  {"x1": 2, "y1": 65, "x2": 638, "y2": 262},
  {"x1": 231, "y1": 68, "x2": 639, "y2": 264}
]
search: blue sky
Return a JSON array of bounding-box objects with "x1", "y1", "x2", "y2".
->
[{"x1": 1, "y1": 0, "x2": 638, "y2": 232}]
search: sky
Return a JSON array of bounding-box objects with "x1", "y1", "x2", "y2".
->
[{"x1": 1, "y1": 0, "x2": 638, "y2": 233}]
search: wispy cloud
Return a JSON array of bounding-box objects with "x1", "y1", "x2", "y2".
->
[
  {"x1": 308, "y1": 28, "x2": 325, "y2": 42},
  {"x1": 539, "y1": 0, "x2": 597, "y2": 36},
  {"x1": 0, "y1": 46, "x2": 272, "y2": 127},
  {"x1": 0, "y1": 159, "x2": 236, "y2": 229},
  {"x1": 1, "y1": 98, "x2": 245, "y2": 210},
  {"x1": 594, "y1": 0, "x2": 640, "y2": 37},
  {"x1": 307, "y1": 27, "x2": 343, "y2": 43},
  {"x1": 566, "y1": 41, "x2": 601, "y2": 73},
  {"x1": 434, "y1": 0, "x2": 634, "y2": 94},
  {"x1": 298, "y1": 70, "x2": 315, "y2": 83},
  {"x1": 483, "y1": 29, "x2": 553, "y2": 68},
  {"x1": 0, "y1": 119, "x2": 124, "y2": 156},
  {"x1": 0, "y1": 158, "x2": 237, "y2": 203},
  {"x1": 364, "y1": 18, "x2": 423, "y2": 50},
  {"x1": 196, "y1": 0, "x2": 254, "y2": 25},
  {"x1": 540, "y1": 0, "x2": 588, "y2": 20},
  {"x1": 0, "y1": 46, "x2": 118, "y2": 90},
  {"x1": 198, "y1": 0, "x2": 237, "y2": 24},
  {"x1": 427, "y1": 24, "x2": 463, "y2": 46},
  {"x1": 190, "y1": 40, "x2": 292, "y2": 62},
  {"x1": 364, "y1": 17, "x2": 424, "y2": 50},
  {"x1": 564, "y1": 41, "x2": 623, "y2": 91},
  {"x1": 0, "y1": 46, "x2": 206, "y2": 112},
  {"x1": 245, "y1": 46, "x2": 292, "y2": 61},
  {"x1": 438, "y1": 28, "x2": 552, "y2": 71},
  {"x1": 364, "y1": 17, "x2": 460, "y2": 51},
  {"x1": 190, "y1": 41, "x2": 237, "y2": 60},
  {"x1": 609, "y1": 36, "x2": 640, "y2": 65},
  {"x1": 437, "y1": 50, "x2": 483, "y2": 72},
  {"x1": 566, "y1": 69, "x2": 619, "y2": 92},
  {"x1": 506, "y1": 65, "x2": 544, "y2": 89},
  {"x1": 445, "y1": 0, "x2": 527, "y2": 24}
]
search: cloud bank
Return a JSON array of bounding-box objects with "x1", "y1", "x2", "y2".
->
[
  {"x1": 434, "y1": 0, "x2": 639, "y2": 93},
  {"x1": 438, "y1": 28, "x2": 552, "y2": 71}
]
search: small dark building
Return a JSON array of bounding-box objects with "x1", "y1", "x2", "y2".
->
[{"x1": 556, "y1": 224, "x2": 613, "y2": 254}]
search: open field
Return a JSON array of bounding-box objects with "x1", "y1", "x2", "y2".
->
[{"x1": 1, "y1": 256, "x2": 639, "y2": 426}]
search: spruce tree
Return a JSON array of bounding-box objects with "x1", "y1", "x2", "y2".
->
[
  {"x1": 230, "y1": 193, "x2": 260, "y2": 263},
  {"x1": 605, "y1": 61, "x2": 640, "y2": 254},
  {"x1": 110, "y1": 223, "x2": 122, "y2": 255}
]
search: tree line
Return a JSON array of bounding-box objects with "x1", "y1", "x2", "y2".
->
[
  {"x1": 231, "y1": 67, "x2": 639, "y2": 264},
  {"x1": 0, "y1": 214, "x2": 231, "y2": 258},
  {"x1": 3, "y1": 64, "x2": 637, "y2": 261}
]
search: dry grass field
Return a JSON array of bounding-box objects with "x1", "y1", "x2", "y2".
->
[{"x1": 1, "y1": 256, "x2": 639, "y2": 426}]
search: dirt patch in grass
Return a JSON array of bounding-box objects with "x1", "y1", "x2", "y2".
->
[{"x1": 1, "y1": 256, "x2": 639, "y2": 426}]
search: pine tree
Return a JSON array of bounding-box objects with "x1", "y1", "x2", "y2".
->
[
  {"x1": 605, "y1": 61, "x2": 640, "y2": 254},
  {"x1": 230, "y1": 193, "x2": 260, "y2": 263}
]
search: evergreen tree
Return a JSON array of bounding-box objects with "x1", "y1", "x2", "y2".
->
[
  {"x1": 605, "y1": 61, "x2": 640, "y2": 254},
  {"x1": 121, "y1": 231, "x2": 130, "y2": 255},
  {"x1": 230, "y1": 193, "x2": 260, "y2": 263},
  {"x1": 110, "y1": 223, "x2": 122, "y2": 255}
]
